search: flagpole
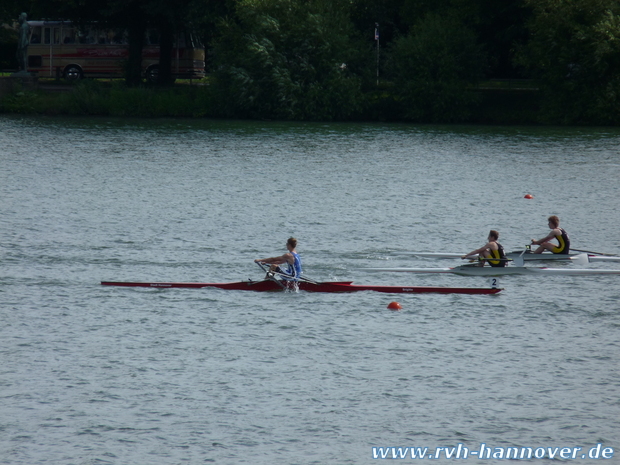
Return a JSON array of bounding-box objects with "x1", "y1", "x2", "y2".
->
[{"x1": 375, "y1": 23, "x2": 380, "y2": 86}]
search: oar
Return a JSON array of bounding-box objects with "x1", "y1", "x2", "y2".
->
[
  {"x1": 514, "y1": 248, "x2": 527, "y2": 267},
  {"x1": 256, "y1": 261, "x2": 270, "y2": 274},
  {"x1": 570, "y1": 248, "x2": 618, "y2": 257},
  {"x1": 255, "y1": 261, "x2": 319, "y2": 285},
  {"x1": 256, "y1": 262, "x2": 287, "y2": 289}
]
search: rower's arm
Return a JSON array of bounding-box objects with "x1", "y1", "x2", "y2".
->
[
  {"x1": 532, "y1": 229, "x2": 558, "y2": 245},
  {"x1": 462, "y1": 243, "x2": 490, "y2": 259},
  {"x1": 255, "y1": 253, "x2": 291, "y2": 265}
]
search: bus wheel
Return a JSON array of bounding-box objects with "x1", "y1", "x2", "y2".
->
[
  {"x1": 146, "y1": 66, "x2": 159, "y2": 84},
  {"x1": 64, "y1": 65, "x2": 83, "y2": 81}
]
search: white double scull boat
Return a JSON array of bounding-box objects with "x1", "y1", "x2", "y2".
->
[
  {"x1": 366, "y1": 265, "x2": 620, "y2": 277},
  {"x1": 399, "y1": 250, "x2": 620, "y2": 263},
  {"x1": 366, "y1": 254, "x2": 620, "y2": 277}
]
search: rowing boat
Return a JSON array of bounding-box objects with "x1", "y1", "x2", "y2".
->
[
  {"x1": 367, "y1": 252, "x2": 620, "y2": 276},
  {"x1": 365, "y1": 264, "x2": 620, "y2": 277},
  {"x1": 101, "y1": 262, "x2": 502, "y2": 295},
  {"x1": 401, "y1": 252, "x2": 620, "y2": 262},
  {"x1": 100, "y1": 279, "x2": 502, "y2": 294},
  {"x1": 101, "y1": 280, "x2": 504, "y2": 294}
]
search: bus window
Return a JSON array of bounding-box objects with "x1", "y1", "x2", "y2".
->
[
  {"x1": 182, "y1": 33, "x2": 203, "y2": 49},
  {"x1": 30, "y1": 26, "x2": 42, "y2": 44},
  {"x1": 146, "y1": 30, "x2": 159, "y2": 45},
  {"x1": 53, "y1": 27, "x2": 61, "y2": 45},
  {"x1": 44, "y1": 27, "x2": 51, "y2": 44},
  {"x1": 191, "y1": 33, "x2": 204, "y2": 49},
  {"x1": 63, "y1": 28, "x2": 76, "y2": 44},
  {"x1": 111, "y1": 30, "x2": 126, "y2": 45},
  {"x1": 78, "y1": 27, "x2": 96, "y2": 44}
]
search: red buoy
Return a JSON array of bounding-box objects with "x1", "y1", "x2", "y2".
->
[
  {"x1": 387, "y1": 301, "x2": 402, "y2": 310},
  {"x1": 524, "y1": 194, "x2": 534, "y2": 199}
]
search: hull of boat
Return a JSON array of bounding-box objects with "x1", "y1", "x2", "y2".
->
[{"x1": 101, "y1": 280, "x2": 502, "y2": 294}]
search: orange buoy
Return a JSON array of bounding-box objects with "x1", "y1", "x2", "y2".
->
[
  {"x1": 387, "y1": 301, "x2": 402, "y2": 310},
  {"x1": 524, "y1": 194, "x2": 534, "y2": 199}
]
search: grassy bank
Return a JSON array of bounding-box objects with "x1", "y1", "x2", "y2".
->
[
  {"x1": 0, "y1": 79, "x2": 215, "y2": 117},
  {"x1": 0, "y1": 78, "x2": 542, "y2": 124}
]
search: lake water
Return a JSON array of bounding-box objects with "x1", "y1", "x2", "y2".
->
[{"x1": 1, "y1": 115, "x2": 619, "y2": 464}]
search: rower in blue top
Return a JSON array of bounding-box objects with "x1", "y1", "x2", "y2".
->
[{"x1": 255, "y1": 237, "x2": 302, "y2": 280}]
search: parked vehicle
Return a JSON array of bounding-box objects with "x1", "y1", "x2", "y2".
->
[{"x1": 26, "y1": 20, "x2": 205, "y2": 82}]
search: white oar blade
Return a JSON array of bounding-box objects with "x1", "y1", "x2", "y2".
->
[{"x1": 571, "y1": 253, "x2": 589, "y2": 266}]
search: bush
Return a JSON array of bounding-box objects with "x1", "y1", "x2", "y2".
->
[
  {"x1": 210, "y1": 0, "x2": 366, "y2": 120},
  {"x1": 386, "y1": 14, "x2": 487, "y2": 122}
]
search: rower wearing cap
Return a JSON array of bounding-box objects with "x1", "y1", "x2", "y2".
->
[
  {"x1": 462, "y1": 230, "x2": 507, "y2": 267},
  {"x1": 254, "y1": 237, "x2": 302, "y2": 279},
  {"x1": 531, "y1": 215, "x2": 570, "y2": 254}
]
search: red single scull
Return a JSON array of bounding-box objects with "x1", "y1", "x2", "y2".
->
[{"x1": 101, "y1": 279, "x2": 502, "y2": 294}]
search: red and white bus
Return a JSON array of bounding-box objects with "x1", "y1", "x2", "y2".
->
[{"x1": 26, "y1": 21, "x2": 205, "y2": 82}]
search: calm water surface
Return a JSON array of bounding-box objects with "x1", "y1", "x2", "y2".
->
[{"x1": 1, "y1": 115, "x2": 620, "y2": 464}]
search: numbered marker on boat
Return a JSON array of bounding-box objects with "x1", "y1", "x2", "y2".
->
[{"x1": 488, "y1": 278, "x2": 500, "y2": 289}]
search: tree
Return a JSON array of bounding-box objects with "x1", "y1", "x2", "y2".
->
[
  {"x1": 143, "y1": 0, "x2": 198, "y2": 86},
  {"x1": 518, "y1": 0, "x2": 620, "y2": 124},
  {"x1": 469, "y1": 0, "x2": 531, "y2": 79},
  {"x1": 0, "y1": 0, "x2": 43, "y2": 25},
  {"x1": 211, "y1": 0, "x2": 365, "y2": 120},
  {"x1": 387, "y1": 14, "x2": 487, "y2": 122}
]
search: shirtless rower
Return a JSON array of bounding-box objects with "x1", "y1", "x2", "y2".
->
[
  {"x1": 531, "y1": 215, "x2": 570, "y2": 254},
  {"x1": 462, "y1": 230, "x2": 507, "y2": 267}
]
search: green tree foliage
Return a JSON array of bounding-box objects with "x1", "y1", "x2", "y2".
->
[
  {"x1": 12, "y1": 0, "x2": 618, "y2": 124},
  {"x1": 349, "y1": 0, "x2": 409, "y2": 46},
  {"x1": 470, "y1": 0, "x2": 531, "y2": 79},
  {"x1": 349, "y1": 0, "x2": 532, "y2": 80},
  {"x1": 387, "y1": 14, "x2": 487, "y2": 122},
  {"x1": 211, "y1": 0, "x2": 365, "y2": 120},
  {"x1": 518, "y1": 0, "x2": 620, "y2": 124},
  {"x1": 0, "y1": 24, "x2": 17, "y2": 70},
  {"x1": 0, "y1": 1, "x2": 43, "y2": 25}
]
